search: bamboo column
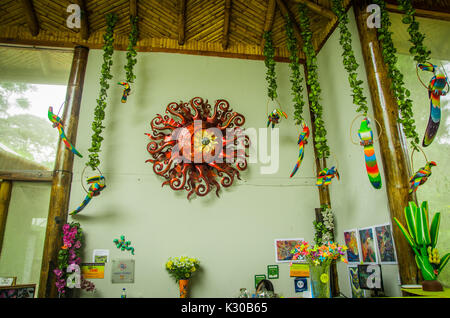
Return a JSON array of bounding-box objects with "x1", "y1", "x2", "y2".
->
[
  {"x1": 0, "y1": 180, "x2": 13, "y2": 257},
  {"x1": 38, "y1": 46, "x2": 89, "y2": 298},
  {"x1": 353, "y1": 3, "x2": 419, "y2": 285}
]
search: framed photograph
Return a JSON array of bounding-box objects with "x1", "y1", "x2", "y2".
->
[
  {"x1": 254, "y1": 275, "x2": 266, "y2": 289},
  {"x1": 0, "y1": 277, "x2": 17, "y2": 287},
  {"x1": 348, "y1": 266, "x2": 365, "y2": 298},
  {"x1": 267, "y1": 265, "x2": 279, "y2": 279},
  {"x1": 374, "y1": 223, "x2": 398, "y2": 264},
  {"x1": 343, "y1": 229, "x2": 362, "y2": 264},
  {"x1": 274, "y1": 238, "x2": 304, "y2": 263},
  {"x1": 0, "y1": 284, "x2": 36, "y2": 298},
  {"x1": 358, "y1": 227, "x2": 378, "y2": 264}
]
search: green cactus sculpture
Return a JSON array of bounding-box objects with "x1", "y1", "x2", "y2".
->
[{"x1": 393, "y1": 201, "x2": 449, "y2": 288}]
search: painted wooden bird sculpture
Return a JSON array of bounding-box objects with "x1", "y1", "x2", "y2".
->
[
  {"x1": 118, "y1": 82, "x2": 131, "y2": 103},
  {"x1": 70, "y1": 176, "x2": 106, "y2": 215},
  {"x1": 418, "y1": 63, "x2": 448, "y2": 147},
  {"x1": 48, "y1": 106, "x2": 82, "y2": 157},
  {"x1": 358, "y1": 117, "x2": 382, "y2": 189},
  {"x1": 409, "y1": 161, "x2": 437, "y2": 194},
  {"x1": 316, "y1": 166, "x2": 339, "y2": 187},
  {"x1": 290, "y1": 122, "x2": 310, "y2": 178},
  {"x1": 267, "y1": 109, "x2": 287, "y2": 128}
]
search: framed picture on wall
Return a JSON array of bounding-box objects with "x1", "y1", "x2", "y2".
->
[
  {"x1": 374, "y1": 223, "x2": 398, "y2": 264},
  {"x1": 348, "y1": 266, "x2": 365, "y2": 298},
  {"x1": 358, "y1": 227, "x2": 378, "y2": 264},
  {"x1": 0, "y1": 284, "x2": 36, "y2": 298},
  {"x1": 0, "y1": 277, "x2": 16, "y2": 287},
  {"x1": 274, "y1": 238, "x2": 304, "y2": 263},
  {"x1": 343, "y1": 229, "x2": 362, "y2": 264}
]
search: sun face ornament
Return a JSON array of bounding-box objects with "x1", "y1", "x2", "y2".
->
[{"x1": 145, "y1": 97, "x2": 250, "y2": 199}]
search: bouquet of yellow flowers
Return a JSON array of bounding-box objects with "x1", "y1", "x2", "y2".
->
[{"x1": 166, "y1": 256, "x2": 200, "y2": 282}]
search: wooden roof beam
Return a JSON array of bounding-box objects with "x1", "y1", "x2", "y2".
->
[
  {"x1": 130, "y1": 0, "x2": 137, "y2": 18},
  {"x1": 222, "y1": 0, "x2": 232, "y2": 50},
  {"x1": 77, "y1": 0, "x2": 89, "y2": 40},
  {"x1": 386, "y1": 3, "x2": 450, "y2": 22},
  {"x1": 293, "y1": 0, "x2": 336, "y2": 20},
  {"x1": 19, "y1": 0, "x2": 39, "y2": 36},
  {"x1": 261, "y1": 0, "x2": 276, "y2": 47},
  {"x1": 275, "y1": 0, "x2": 302, "y2": 43},
  {"x1": 177, "y1": 0, "x2": 186, "y2": 46}
]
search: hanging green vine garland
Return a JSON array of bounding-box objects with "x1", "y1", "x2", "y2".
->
[
  {"x1": 284, "y1": 15, "x2": 306, "y2": 125},
  {"x1": 87, "y1": 13, "x2": 118, "y2": 170},
  {"x1": 372, "y1": 0, "x2": 420, "y2": 151},
  {"x1": 331, "y1": 0, "x2": 368, "y2": 116},
  {"x1": 298, "y1": 4, "x2": 330, "y2": 159},
  {"x1": 263, "y1": 31, "x2": 278, "y2": 101},
  {"x1": 397, "y1": 0, "x2": 431, "y2": 64},
  {"x1": 125, "y1": 16, "x2": 139, "y2": 83}
]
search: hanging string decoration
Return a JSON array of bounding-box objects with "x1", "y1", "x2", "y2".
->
[
  {"x1": 298, "y1": 3, "x2": 330, "y2": 159},
  {"x1": 48, "y1": 106, "x2": 83, "y2": 158},
  {"x1": 145, "y1": 97, "x2": 250, "y2": 199},
  {"x1": 372, "y1": 0, "x2": 420, "y2": 151},
  {"x1": 316, "y1": 166, "x2": 340, "y2": 187},
  {"x1": 87, "y1": 13, "x2": 118, "y2": 170},
  {"x1": 409, "y1": 161, "x2": 437, "y2": 194},
  {"x1": 358, "y1": 117, "x2": 382, "y2": 189},
  {"x1": 290, "y1": 122, "x2": 310, "y2": 178},
  {"x1": 118, "y1": 15, "x2": 139, "y2": 103},
  {"x1": 70, "y1": 175, "x2": 106, "y2": 215}
]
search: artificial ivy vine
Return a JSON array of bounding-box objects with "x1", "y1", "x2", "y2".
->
[
  {"x1": 125, "y1": 16, "x2": 139, "y2": 84},
  {"x1": 285, "y1": 15, "x2": 306, "y2": 125},
  {"x1": 331, "y1": 0, "x2": 368, "y2": 116},
  {"x1": 396, "y1": 0, "x2": 431, "y2": 64},
  {"x1": 372, "y1": 0, "x2": 420, "y2": 150},
  {"x1": 298, "y1": 4, "x2": 330, "y2": 159},
  {"x1": 262, "y1": 31, "x2": 278, "y2": 101},
  {"x1": 87, "y1": 13, "x2": 118, "y2": 170}
]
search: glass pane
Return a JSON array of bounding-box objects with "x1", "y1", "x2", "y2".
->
[
  {"x1": 0, "y1": 181, "x2": 51, "y2": 295},
  {"x1": 0, "y1": 46, "x2": 73, "y2": 171}
]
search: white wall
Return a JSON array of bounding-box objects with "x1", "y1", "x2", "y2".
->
[
  {"x1": 316, "y1": 8, "x2": 402, "y2": 297},
  {"x1": 70, "y1": 48, "x2": 321, "y2": 298}
]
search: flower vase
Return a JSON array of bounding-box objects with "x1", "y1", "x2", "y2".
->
[
  {"x1": 179, "y1": 279, "x2": 189, "y2": 298},
  {"x1": 309, "y1": 263, "x2": 331, "y2": 298}
]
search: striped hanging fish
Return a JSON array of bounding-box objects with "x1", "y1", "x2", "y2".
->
[
  {"x1": 409, "y1": 161, "x2": 437, "y2": 193},
  {"x1": 118, "y1": 82, "x2": 131, "y2": 103},
  {"x1": 290, "y1": 122, "x2": 310, "y2": 178},
  {"x1": 48, "y1": 107, "x2": 82, "y2": 158},
  {"x1": 70, "y1": 176, "x2": 106, "y2": 215},
  {"x1": 418, "y1": 63, "x2": 448, "y2": 147},
  {"x1": 358, "y1": 117, "x2": 382, "y2": 189},
  {"x1": 316, "y1": 166, "x2": 339, "y2": 187}
]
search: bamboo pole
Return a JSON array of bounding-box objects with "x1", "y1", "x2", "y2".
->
[
  {"x1": 353, "y1": 2, "x2": 419, "y2": 286},
  {"x1": 222, "y1": 0, "x2": 232, "y2": 50},
  {"x1": 275, "y1": 0, "x2": 303, "y2": 43},
  {"x1": 0, "y1": 181, "x2": 13, "y2": 257},
  {"x1": 178, "y1": 0, "x2": 186, "y2": 45},
  {"x1": 293, "y1": 0, "x2": 336, "y2": 20},
  {"x1": 19, "y1": 0, "x2": 40, "y2": 36},
  {"x1": 38, "y1": 46, "x2": 89, "y2": 298}
]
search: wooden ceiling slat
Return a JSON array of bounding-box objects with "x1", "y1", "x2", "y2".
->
[
  {"x1": 19, "y1": 0, "x2": 40, "y2": 36},
  {"x1": 222, "y1": 0, "x2": 232, "y2": 49}
]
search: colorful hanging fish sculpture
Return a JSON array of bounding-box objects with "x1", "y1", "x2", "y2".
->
[
  {"x1": 267, "y1": 109, "x2": 287, "y2": 128},
  {"x1": 290, "y1": 123, "x2": 310, "y2": 178},
  {"x1": 48, "y1": 107, "x2": 82, "y2": 158},
  {"x1": 358, "y1": 117, "x2": 382, "y2": 189},
  {"x1": 70, "y1": 175, "x2": 106, "y2": 215},
  {"x1": 316, "y1": 166, "x2": 339, "y2": 187},
  {"x1": 118, "y1": 82, "x2": 131, "y2": 103},
  {"x1": 408, "y1": 161, "x2": 437, "y2": 193},
  {"x1": 418, "y1": 63, "x2": 448, "y2": 147}
]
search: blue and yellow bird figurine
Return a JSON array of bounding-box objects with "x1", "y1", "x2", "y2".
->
[
  {"x1": 316, "y1": 166, "x2": 340, "y2": 187},
  {"x1": 70, "y1": 175, "x2": 106, "y2": 215},
  {"x1": 118, "y1": 82, "x2": 131, "y2": 103},
  {"x1": 48, "y1": 107, "x2": 82, "y2": 158},
  {"x1": 409, "y1": 161, "x2": 437, "y2": 193},
  {"x1": 290, "y1": 122, "x2": 310, "y2": 178},
  {"x1": 267, "y1": 109, "x2": 287, "y2": 128}
]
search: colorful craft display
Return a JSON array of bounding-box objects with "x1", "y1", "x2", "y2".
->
[
  {"x1": 145, "y1": 97, "x2": 250, "y2": 199},
  {"x1": 418, "y1": 63, "x2": 448, "y2": 147},
  {"x1": 48, "y1": 107, "x2": 82, "y2": 158},
  {"x1": 316, "y1": 166, "x2": 339, "y2": 187},
  {"x1": 393, "y1": 201, "x2": 449, "y2": 291},
  {"x1": 118, "y1": 82, "x2": 131, "y2": 103},
  {"x1": 267, "y1": 109, "x2": 287, "y2": 129},
  {"x1": 70, "y1": 176, "x2": 106, "y2": 215},
  {"x1": 113, "y1": 235, "x2": 135, "y2": 255},
  {"x1": 408, "y1": 161, "x2": 436, "y2": 193},
  {"x1": 358, "y1": 117, "x2": 382, "y2": 189},
  {"x1": 290, "y1": 122, "x2": 309, "y2": 178}
]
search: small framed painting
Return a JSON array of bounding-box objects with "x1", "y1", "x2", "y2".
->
[
  {"x1": 358, "y1": 227, "x2": 378, "y2": 264},
  {"x1": 343, "y1": 229, "x2": 362, "y2": 264},
  {"x1": 267, "y1": 265, "x2": 279, "y2": 279},
  {"x1": 0, "y1": 277, "x2": 17, "y2": 287},
  {"x1": 274, "y1": 238, "x2": 304, "y2": 263},
  {"x1": 374, "y1": 223, "x2": 398, "y2": 264},
  {"x1": 0, "y1": 284, "x2": 36, "y2": 298}
]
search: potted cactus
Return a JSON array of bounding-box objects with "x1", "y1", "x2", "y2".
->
[{"x1": 394, "y1": 201, "x2": 449, "y2": 291}]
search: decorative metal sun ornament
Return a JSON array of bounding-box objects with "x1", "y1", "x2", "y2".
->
[{"x1": 145, "y1": 97, "x2": 250, "y2": 199}]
